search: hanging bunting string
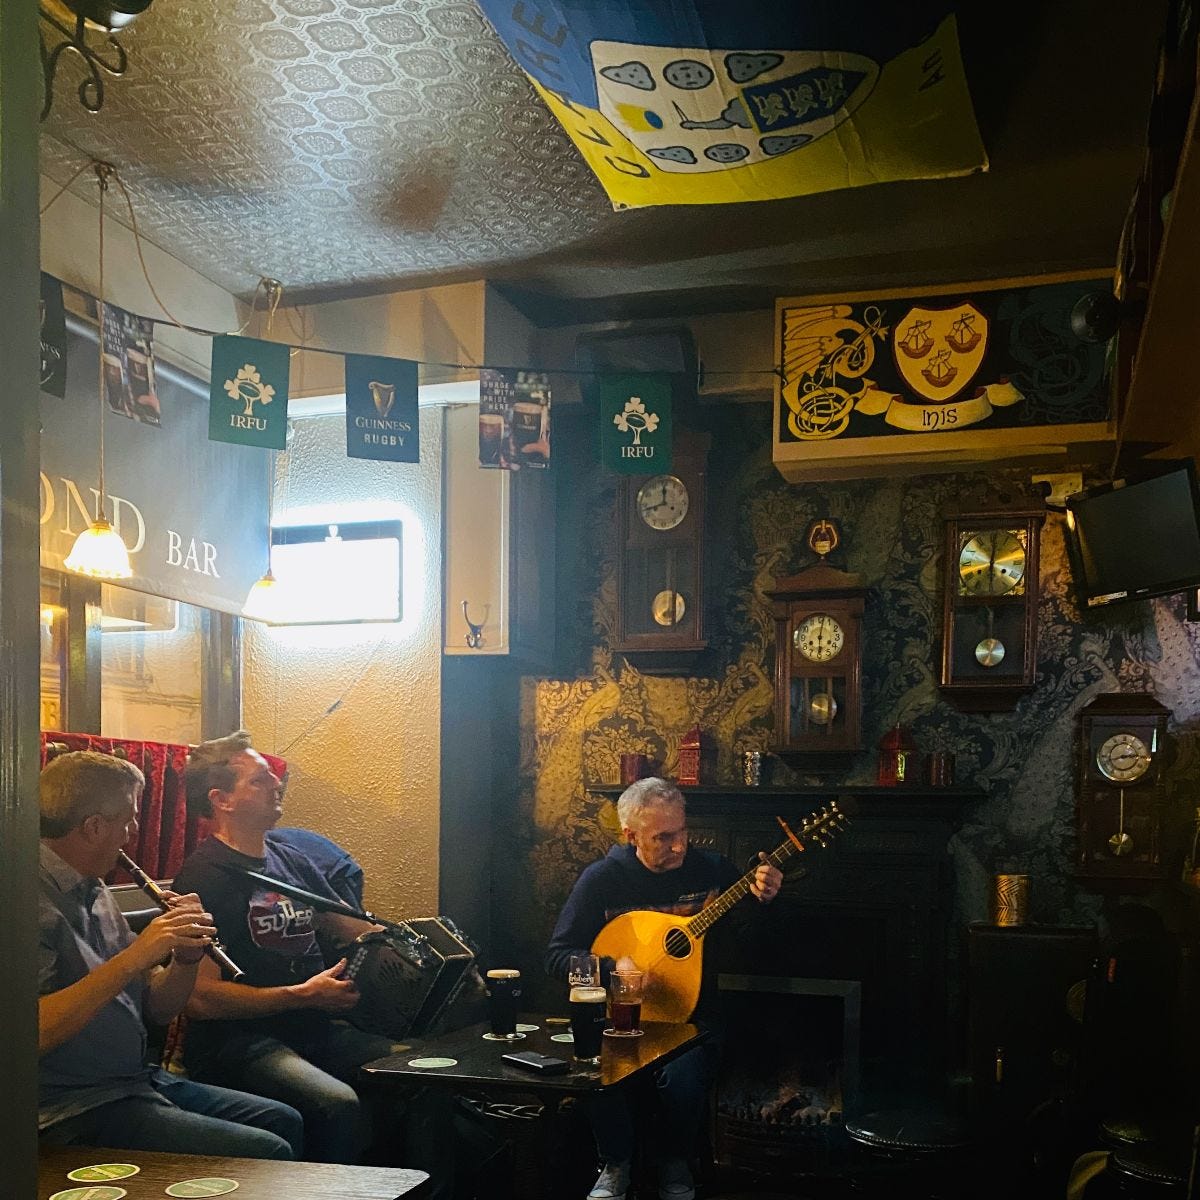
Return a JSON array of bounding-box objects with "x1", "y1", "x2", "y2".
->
[{"x1": 48, "y1": 160, "x2": 784, "y2": 383}]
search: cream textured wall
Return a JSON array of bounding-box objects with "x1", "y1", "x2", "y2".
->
[{"x1": 243, "y1": 411, "x2": 443, "y2": 919}]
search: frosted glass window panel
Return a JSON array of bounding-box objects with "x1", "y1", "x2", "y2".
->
[
  {"x1": 270, "y1": 522, "x2": 402, "y2": 625},
  {"x1": 100, "y1": 584, "x2": 203, "y2": 744}
]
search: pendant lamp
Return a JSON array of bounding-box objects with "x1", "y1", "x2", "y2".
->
[{"x1": 64, "y1": 163, "x2": 133, "y2": 581}]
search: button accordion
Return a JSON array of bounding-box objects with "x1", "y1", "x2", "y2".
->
[{"x1": 343, "y1": 916, "x2": 485, "y2": 1039}]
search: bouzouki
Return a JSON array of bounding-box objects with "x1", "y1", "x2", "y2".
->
[{"x1": 592, "y1": 805, "x2": 848, "y2": 1023}]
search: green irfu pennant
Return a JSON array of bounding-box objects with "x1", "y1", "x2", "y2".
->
[
  {"x1": 209, "y1": 335, "x2": 289, "y2": 449},
  {"x1": 599, "y1": 374, "x2": 672, "y2": 474}
]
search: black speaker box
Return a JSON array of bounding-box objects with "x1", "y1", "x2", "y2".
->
[{"x1": 967, "y1": 923, "x2": 1098, "y2": 1128}]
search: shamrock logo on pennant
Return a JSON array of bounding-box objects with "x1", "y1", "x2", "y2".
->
[
  {"x1": 613, "y1": 396, "x2": 660, "y2": 446},
  {"x1": 224, "y1": 363, "x2": 276, "y2": 418}
]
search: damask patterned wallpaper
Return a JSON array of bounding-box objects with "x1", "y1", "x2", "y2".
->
[{"x1": 496, "y1": 406, "x2": 1200, "y2": 1004}]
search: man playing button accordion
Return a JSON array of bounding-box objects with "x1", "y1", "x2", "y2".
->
[{"x1": 172, "y1": 730, "x2": 401, "y2": 1166}]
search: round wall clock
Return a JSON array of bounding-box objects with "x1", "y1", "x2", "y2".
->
[
  {"x1": 794, "y1": 613, "x2": 845, "y2": 662},
  {"x1": 768, "y1": 564, "x2": 866, "y2": 759},
  {"x1": 636, "y1": 475, "x2": 689, "y2": 531},
  {"x1": 614, "y1": 430, "x2": 709, "y2": 670},
  {"x1": 1076, "y1": 693, "x2": 1170, "y2": 887},
  {"x1": 940, "y1": 500, "x2": 1045, "y2": 712}
]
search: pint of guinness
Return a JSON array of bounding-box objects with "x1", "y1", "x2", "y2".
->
[{"x1": 569, "y1": 985, "x2": 606, "y2": 1063}]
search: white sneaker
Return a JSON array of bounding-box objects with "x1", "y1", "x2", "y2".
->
[
  {"x1": 658, "y1": 1157, "x2": 695, "y2": 1200},
  {"x1": 588, "y1": 1161, "x2": 631, "y2": 1200}
]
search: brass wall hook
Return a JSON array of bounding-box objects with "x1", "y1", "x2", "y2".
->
[{"x1": 462, "y1": 600, "x2": 489, "y2": 649}]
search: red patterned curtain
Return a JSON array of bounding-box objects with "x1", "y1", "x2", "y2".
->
[{"x1": 40, "y1": 732, "x2": 287, "y2": 881}]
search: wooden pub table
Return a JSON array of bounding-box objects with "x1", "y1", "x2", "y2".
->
[
  {"x1": 361, "y1": 1016, "x2": 706, "y2": 1198},
  {"x1": 39, "y1": 1145, "x2": 430, "y2": 1199}
]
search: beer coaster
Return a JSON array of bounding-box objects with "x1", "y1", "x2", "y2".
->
[
  {"x1": 408, "y1": 1056, "x2": 458, "y2": 1068},
  {"x1": 550, "y1": 1032, "x2": 574, "y2": 1043},
  {"x1": 49, "y1": 1189, "x2": 127, "y2": 1200},
  {"x1": 515, "y1": 1023, "x2": 539, "y2": 1033},
  {"x1": 164, "y1": 1180, "x2": 239, "y2": 1198},
  {"x1": 603, "y1": 1028, "x2": 644, "y2": 1038},
  {"x1": 68, "y1": 1166, "x2": 140, "y2": 1182},
  {"x1": 481, "y1": 1032, "x2": 525, "y2": 1042},
  {"x1": 545, "y1": 1016, "x2": 570, "y2": 1026}
]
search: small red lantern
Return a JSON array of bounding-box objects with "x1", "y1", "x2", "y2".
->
[
  {"x1": 677, "y1": 726, "x2": 705, "y2": 787},
  {"x1": 877, "y1": 724, "x2": 919, "y2": 787}
]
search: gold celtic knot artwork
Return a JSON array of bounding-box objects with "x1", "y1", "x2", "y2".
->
[{"x1": 780, "y1": 304, "x2": 887, "y2": 441}]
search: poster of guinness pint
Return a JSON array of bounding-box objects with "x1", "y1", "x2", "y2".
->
[
  {"x1": 479, "y1": 369, "x2": 551, "y2": 470},
  {"x1": 101, "y1": 302, "x2": 161, "y2": 426},
  {"x1": 775, "y1": 277, "x2": 1110, "y2": 446}
]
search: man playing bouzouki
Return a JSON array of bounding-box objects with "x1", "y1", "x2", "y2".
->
[{"x1": 546, "y1": 777, "x2": 782, "y2": 1200}]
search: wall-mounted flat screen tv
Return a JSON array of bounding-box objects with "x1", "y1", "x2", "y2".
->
[{"x1": 1065, "y1": 461, "x2": 1200, "y2": 608}]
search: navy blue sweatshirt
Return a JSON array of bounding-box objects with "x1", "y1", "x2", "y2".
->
[{"x1": 545, "y1": 843, "x2": 740, "y2": 988}]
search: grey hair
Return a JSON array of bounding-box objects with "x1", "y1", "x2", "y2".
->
[
  {"x1": 616, "y1": 776, "x2": 685, "y2": 830},
  {"x1": 40, "y1": 750, "x2": 144, "y2": 837},
  {"x1": 185, "y1": 729, "x2": 254, "y2": 818}
]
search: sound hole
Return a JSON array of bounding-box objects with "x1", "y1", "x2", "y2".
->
[{"x1": 664, "y1": 928, "x2": 692, "y2": 959}]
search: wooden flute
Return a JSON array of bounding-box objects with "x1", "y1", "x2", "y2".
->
[{"x1": 118, "y1": 850, "x2": 245, "y2": 980}]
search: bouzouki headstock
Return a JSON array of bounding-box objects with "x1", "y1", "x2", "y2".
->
[{"x1": 776, "y1": 802, "x2": 849, "y2": 854}]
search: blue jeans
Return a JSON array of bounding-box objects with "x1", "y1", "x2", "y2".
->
[
  {"x1": 587, "y1": 1032, "x2": 722, "y2": 1166},
  {"x1": 40, "y1": 1069, "x2": 302, "y2": 1159},
  {"x1": 189, "y1": 1020, "x2": 397, "y2": 1165}
]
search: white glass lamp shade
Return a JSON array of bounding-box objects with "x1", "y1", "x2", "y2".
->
[
  {"x1": 242, "y1": 568, "x2": 286, "y2": 623},
  {"x1": 63, "y1": 518, "x2": 134, "y2": 579}
]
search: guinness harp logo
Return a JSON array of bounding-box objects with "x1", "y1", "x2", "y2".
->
[{"x1": 369, "y1": 380, "x2": 396, "y2": 418}]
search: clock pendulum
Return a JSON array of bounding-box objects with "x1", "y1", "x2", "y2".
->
[
  {"x1": 1075, "y1": 693, "x2": 1170, "y2": 885},
  {"x1": 614, "y1": 430, "x2": 710, "y2": 669},
  {"x1": 940, "y1": 499, "x2": 1044, "y2": 711},
  {"x1": 1108, "y1": 789, "x2": 1133, "y2": 856},
  {"x1": 974, "y1": 608, "x2": 1006, "y2": 667},
  {"x1": 808, "y1": 692, "x2": 838, "y2": 725}
]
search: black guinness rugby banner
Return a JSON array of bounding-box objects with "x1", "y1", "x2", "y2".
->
[{"x1": 344, "y1": 353, "x2": 419, "y2": 462}]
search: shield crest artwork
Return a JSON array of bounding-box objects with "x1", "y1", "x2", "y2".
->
[
  {"x1": 771, "y1": 275, "x2": 1115, "y2": 482},
  {"x1": 892, "y1": 303, "x2": 988, "y2": 402}
]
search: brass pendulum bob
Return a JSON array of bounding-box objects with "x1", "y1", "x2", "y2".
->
[{"x1": 1108, "y1": 788, "x2": 1134, "y2": 856}]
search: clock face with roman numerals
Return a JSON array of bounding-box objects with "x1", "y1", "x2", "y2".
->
[
  {"x1": 1095, "y1": 732, "x2": 1152, "y2": 783},
  {"x1": 793, "y1": 612, "x2": 844, "y2": 662}
]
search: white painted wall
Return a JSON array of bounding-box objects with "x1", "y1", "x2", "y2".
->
[{"x1": 241, "y1": 411, "x2": 443, "y2": 919}]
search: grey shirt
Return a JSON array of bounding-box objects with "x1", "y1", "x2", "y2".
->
[{"x1": 38, "y1": 843, "x2": 161, "y2": 1129}]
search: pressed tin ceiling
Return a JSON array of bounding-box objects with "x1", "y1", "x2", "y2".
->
[{"x1": 39, "y1": 1, "x2": 1166, "y2": 319}]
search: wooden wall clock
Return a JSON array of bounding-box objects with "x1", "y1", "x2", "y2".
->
[
  {"x1": 1076, "y1": 693, "x2": 1170, "y2": 887},
  {"x1": 614, "y1": 429, "x2": 709, "y2": 672},
  {"x1": 940, "y1": 500, "x2": 1045, "y2": 711},
  {"x1": 767, "y1": 563, "x2": 866, "y2": 759}
]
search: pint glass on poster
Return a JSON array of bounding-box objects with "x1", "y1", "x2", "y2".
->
[
  {"x1": 510, "y1": 401, "x2": 542, "y2": 453},
  {"x1": 479, "y1": 412, "x2": 504, "y2": 466},
  {"x1": 483, "y1": 968, "x2": 524, "y2": 1041},
  {"x1": 605, "y1": 970, "x2": 644, "y2": 1038},
  {"x1": 570, "y1": 985, "x2": 606, "y2": 1063}
]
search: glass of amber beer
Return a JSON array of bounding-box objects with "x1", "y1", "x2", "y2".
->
[{"x1": 605, "y1": 970, "x2": 644, "y2": 1038}]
